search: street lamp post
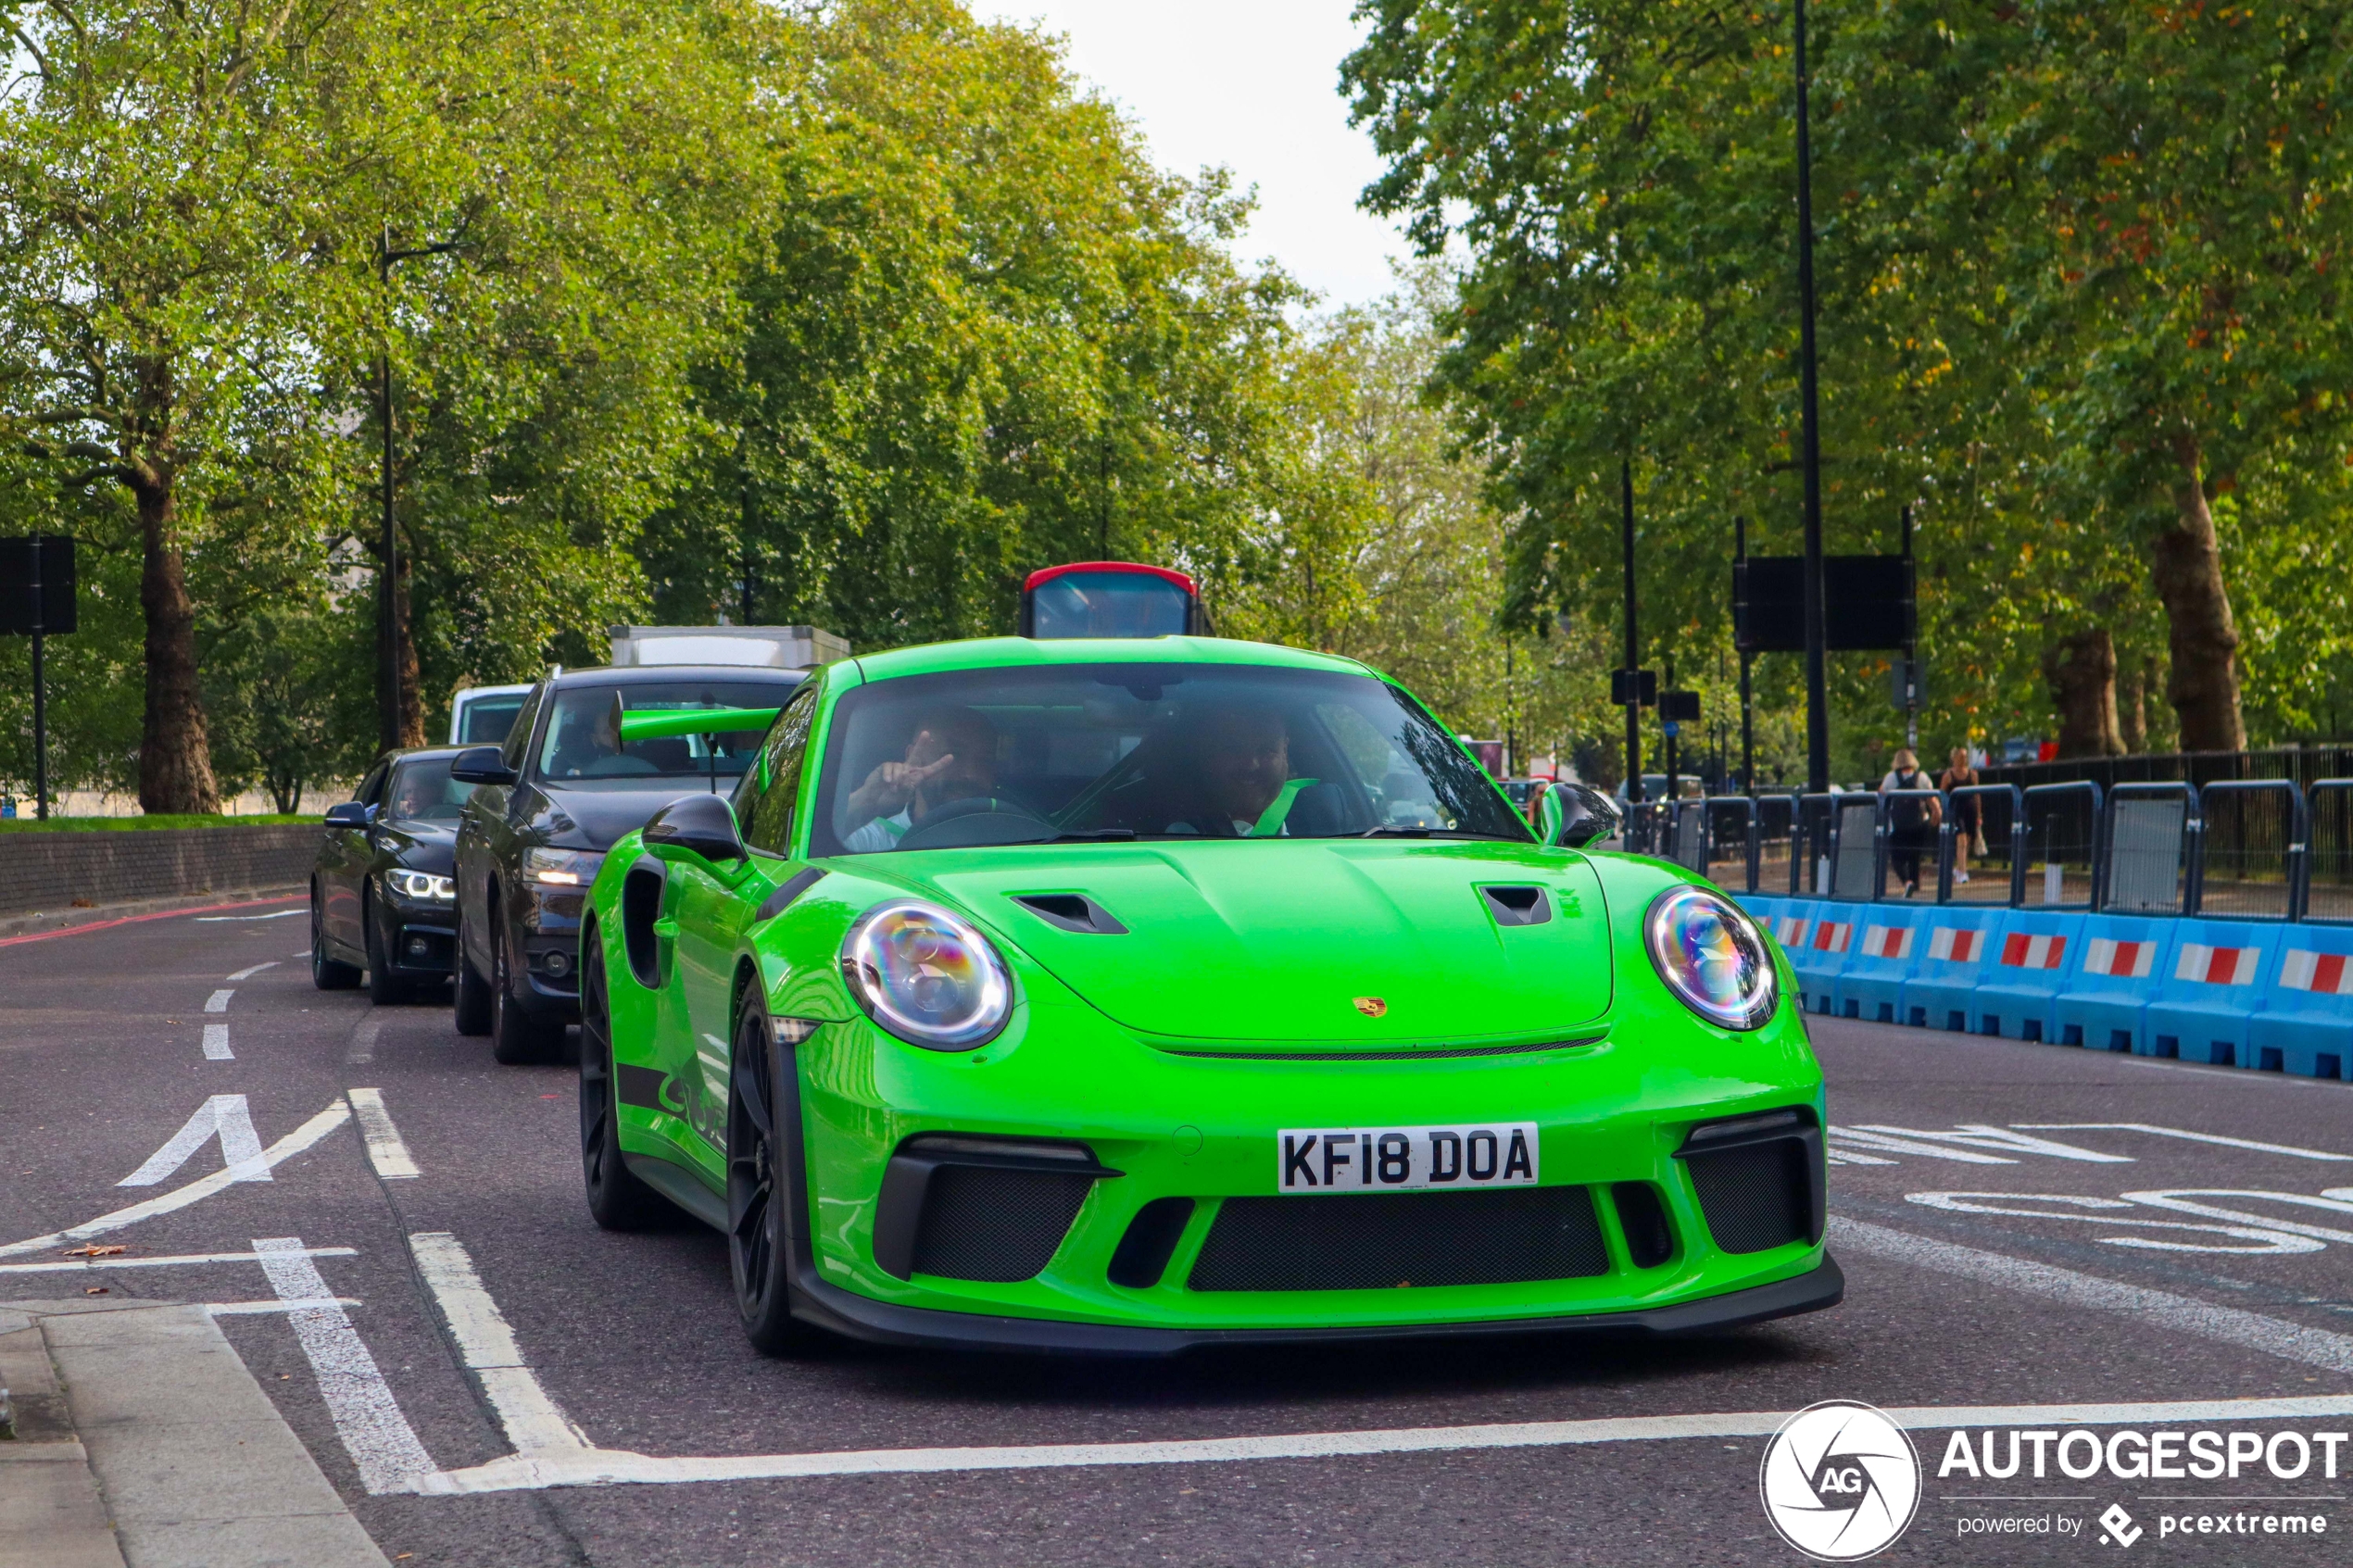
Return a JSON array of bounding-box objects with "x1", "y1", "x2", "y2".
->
[
  {"x1": 376, "y1": 223, "x2": 460, "y2": 753},
  {"x1": 1794, "y1": 0, "x2": 1831, "y2": 793}
]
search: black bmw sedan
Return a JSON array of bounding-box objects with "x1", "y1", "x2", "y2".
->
[
  {"x1": 311, "y1": 746, "x2": 472, "y2": 1003},
  {"x1": 448, "y1": 665, "x2": 802, "y2": 1064}
]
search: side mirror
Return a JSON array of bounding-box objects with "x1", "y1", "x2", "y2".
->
[
  {"x1": 1552, "y1": 783, "x2": 1622, "y2": 849},
  {"x1": 644, "y1": 793, "x2": 747, "y2": 864},
  {"x1": 449, "y1": 746, "x2": 519, "y2": 786},
  {"x1": 323, "y1": 802, "x2": 373, "y2": 829}
]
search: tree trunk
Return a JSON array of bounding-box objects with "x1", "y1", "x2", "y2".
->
[
  {"x1": 134, "y1": 471, "x2": 220, "y2": 814},
  {"x1": 2044, "y1": 627, "x2": 2124, "y2": 759},
  {"x1": 2118, "y1": 659, "x2": 2146, "y2": 753},
  {"x1": 2150, "y1": 445, "x2": 2246, "y2": 752}
]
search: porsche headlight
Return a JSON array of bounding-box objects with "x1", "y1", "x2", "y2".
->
[
  {"x1": 1643, "y1": 885, "x2": 1778, "y2": 1030},
  {"x1": 840, "y1": 901, "x2": 1012, "y2": 1050},
  {"x1": 386, "y1": 869, "x2": 455, "y2": 902}
]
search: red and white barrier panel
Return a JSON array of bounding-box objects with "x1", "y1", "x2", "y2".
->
[
  {"x1": 2082, "y1": 937, "x2": 2157, "y2": 979},
  {"x1": 2174, "y1": 943, "x2": 2259, "y2": 986},
  {"x1": 2278, "y1": 948, "x2": 2353, "y2": 996},
  {"x1": 1927, "y1": 927, "x2": 1983, "y2": 963},
  {"x1": 1998, "y1": 932, "x2": 2067, "y2": 970},
  {"x1": 1860, "y1": 924, "x2": 1914, "y2": 960}
]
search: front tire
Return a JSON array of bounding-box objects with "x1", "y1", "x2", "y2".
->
[
  {"x1": 579, "y1": 931, "x2": 668, "y2": 1230},
  {"x1": 489, "y1": 907, "x2": 563, "y2": 1065},
  {"x1": 728, "y1": 997, "x2": 811, "y2": 1355},
  {"x1": 364, "y1": 886, "x2": 410, "y2": 1006},
  {"x1": 310, "y1": 886, "x2": 360, "y2": 991},
  {"x1": 453, "y1": 904, "x2": 492, "y2": 1035}
]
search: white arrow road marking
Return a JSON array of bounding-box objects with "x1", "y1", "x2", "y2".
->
[
  {"x1": 408, "y1": 1232, "x2": 588, "y2": 1457},
  {"x1": 204, "y1": 988, "x2": 233, "y2": 1012},
  {"x1": 346, "y1": 1089, "x2": 419, "y2": 1178},
  {"x1": 0, "y1": 1246, "x2": 356, "y2": 1275},
  {"x1": 1832, "y1": 1214, "x2": 2353, "y2": 1373},
  {"x1": 1825, "y1": 1148, "x2": 1899, "y2": 1166},
  {"x1": 226, "y1": 961, "x2": 279, "y2": 981},
  {"x1": 401, "y1": 1393, "x2": 2353, "y2": 1495},
  {"x1": 0, "y1": 1099, "x2": 350, "y2": 1259},
  {"x1": 255, "y1": 1236, "x2": 440, "y2": 1495},
  {"x1": 118, "y1": 1094, "x2": 271, "y2": 1186},
  {"x1": 2015, "y1": 1123, "x2": 2352, "y2": 1161},
  {"x1": 1851, "y1": 1124, "x2": 2135, "y2": 1163},
  {"x1": 1828, "y1": 1126, "x2": 2015, "y2": 1163},
  {"x1": 202, "y1": 1024, "x2": 233, "y2": 1060}
]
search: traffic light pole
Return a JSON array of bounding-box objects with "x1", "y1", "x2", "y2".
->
[
  {"x1": 1795, "y1": 0, "x2": 1831, "y2": 793},
  {"x1": 30, "y1": 536, "x2": 45, "y2": 821},
  {"x1": 1621, "y1": 458, "x2": 1642, "y2": 808}
]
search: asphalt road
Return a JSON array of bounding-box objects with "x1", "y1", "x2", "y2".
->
[{"x1": 5, "y1": 896, "x2": 2352, "y2": 1567}]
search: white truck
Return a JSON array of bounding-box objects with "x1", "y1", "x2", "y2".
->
[{"x1": 605, "y1": 624, "x2": 850, "y2": 672}]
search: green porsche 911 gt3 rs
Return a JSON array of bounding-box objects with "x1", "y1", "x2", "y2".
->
[{"x1": 577, "y1": 635, "x2": 1839, "y2": 1354}]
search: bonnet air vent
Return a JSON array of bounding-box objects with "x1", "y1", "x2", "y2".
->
[
  {"x1": 1480, "y1": 885, "x2": 1553, "y2": 927},
  {"x1": 1014, "y1": 894, "x2": 1128, "y2": 935}
]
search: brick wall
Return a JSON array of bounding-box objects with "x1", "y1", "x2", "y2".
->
[{"x1": 0, "y1": 825, "x2": 321, "y2": 915}]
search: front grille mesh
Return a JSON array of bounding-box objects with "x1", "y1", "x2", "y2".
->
[
  {"x1": 910, "y1": 1167, "x2": 1094, "y2": 1283},
  {"x1": 1189, "y1": 1186, "x2": 1609, "y2": 1292},
  {"x1": 1686, "y1": 1141, "x2": 1810, "y2": 1254}
]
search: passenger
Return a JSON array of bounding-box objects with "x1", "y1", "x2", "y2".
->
[{"x1": 840, "y1": 709, "x2": 1000, "y2": 851}]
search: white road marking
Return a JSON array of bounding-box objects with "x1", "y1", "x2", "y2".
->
[
  {"x1": 294, "y1": 946, "x2": 312, "y2": 958},
  {"x1": 195, "y1": 909, "x2": 305, "y2": 922},
  {"x1": 208, "y1": 1298, "x2": 361, "y2": 1314},
  {"x1": 204, "y1": 988, "x2": 233, "y2": 1012},
  {"x1": 406, "y1": 1394, "x2": 2353, "y2": 1496},
  {"x1": 1903, "y1": 1192, "x2": 2325, "y2": 1255},
  {"x1": 346, "y1": 1089, "x2": 420, "y2": 1179},
  {"x1": 0, "y1": 1246, "x2": 356, "y2": 1275},
  {"x1": 1832, "y1": 1215, "x2": 2353, "y2": 1373},
  {"x1": 0, "y1": 1099, "x2": 350, "y2": 1260},
  {"x1": 408, "y1": 1232, "x2": 589, "y2": 1457},
  {"x1": 1851, "y1": 1124, "x2": 2135, "y2": 1163},
  {"x1": 1825, "y1": 1149, "x2": 1899, "y2": 1166},
  {"x1": 118, "y1": 1094, "x2": 270, "y2": 1186},
  {"x1": 255, "y1": 1236, "x2": 440, "y2": 1494},
  {"x1": 202, "y1": 1023, "x2": 233, "y2": 1060},
  {"x1": 227, "y1": 961, "x2": 280, "y2": 982},
  {"x1": 2016, "y1": 1123, "x2": 2351, "y2": 1161},
  {"x1": 346, "y1": 1015, "x2": 382, "y2": 1065},
  {"x1": 1829, "y1": 1126, "x2": 2015, "y2": 1163}
]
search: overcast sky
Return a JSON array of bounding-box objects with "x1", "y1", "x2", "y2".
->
[{"x1": 974, "y1": 0, "x2": 1411, "y2": 309}]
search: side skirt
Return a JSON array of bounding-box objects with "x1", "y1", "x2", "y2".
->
[{"x1": 623, "y1": 1153, "x2": 728, "y2": 1232}]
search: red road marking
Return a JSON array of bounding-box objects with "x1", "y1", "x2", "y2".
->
[{"x1": 0, "y1": 894, "x2": 304, "y2": 949}]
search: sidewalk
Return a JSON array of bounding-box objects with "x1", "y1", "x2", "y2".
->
[{"x1": 0, "y1": 1298, "x2": 387, "y2": 1568}]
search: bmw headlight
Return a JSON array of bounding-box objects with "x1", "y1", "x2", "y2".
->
[
  {"x1": 840, "y1": 901, "x2": 1012, "y2": 1050},
  {"x1": 386, "y1": 869, "x2": 455, "y2": 902},
  {"x1": 525, "y1": 847, "x2": 605, "y2": 887},
  {"x1": 1643, "y1": 885, "x2": 1778, "y2": 1030}
]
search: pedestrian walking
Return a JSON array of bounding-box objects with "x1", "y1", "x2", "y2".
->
[
  {"x1": 1877, "y1": 747, "x2": 1942, "y2": 897},
  {"x1": 1937, "y1": 746, "x2": 1980, "y2": 884}
]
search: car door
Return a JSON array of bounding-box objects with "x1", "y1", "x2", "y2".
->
[
  {"x1": 459, "y1": 683, "x2": 544, "y2": 979},
  {"x1": 668, "y1": 684, "x2": 822, "y2": 1161},
  {"x1": 324, "y1": 760, "x2": 389, "y2": 954}
]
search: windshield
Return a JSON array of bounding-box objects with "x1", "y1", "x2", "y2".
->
[
  {"x1": 457, "y1": 694, "x2": 526, "y2": 745},
  {"x1": 534, "y1": 680, "x2": 796, "y2": 783},
  {"x1": 385, "y1": 756, "x2": 470, "y2": 822},
  {"x1": 810, "y1": 663, "x2": 1529, "y2": 855}
]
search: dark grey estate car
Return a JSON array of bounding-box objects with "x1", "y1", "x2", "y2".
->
[
  {"x1": 310, "y1": 746, "x2": 469, "y2": 1004},
  {"x1": 448, "y1": 665, "x2": 802, "y2": 1063}
]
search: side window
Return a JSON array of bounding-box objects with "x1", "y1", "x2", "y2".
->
[
  {"x1": 741, "y1": 687, "x2": 820, "y2": 855},
  {"x1": 499, "y1": 684, "x2": 547, "y2": 771},
  {"x1": 357, "y1": 763, "x2": 389, "y2": 808}
]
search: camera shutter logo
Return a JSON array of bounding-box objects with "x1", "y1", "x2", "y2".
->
[{"x1": 1758, "y1": 1399, "x2": 1921, "y2": 1561}]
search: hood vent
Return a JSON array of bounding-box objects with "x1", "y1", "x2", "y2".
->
[
  {"x1": 1480, "y1": 884, "x2": 1552, "y2": 927},
  {"x1": 1014, "y1": 893, "x2": 1128, "y2": 935}
]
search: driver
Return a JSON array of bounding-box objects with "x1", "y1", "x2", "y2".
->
[
  {"x1": 840, "y1": 708, "x2": 1000, "y2": 852},
  {"x1": 1178, "y1": 706, "x2": 1292, "y2": 835}
]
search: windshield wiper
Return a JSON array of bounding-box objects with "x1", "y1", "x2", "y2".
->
[
  {"x1": 1357, "y1": 824, "x2": 1433, "y2": 837},
  {"x1": 1048, "y1": 828, "x2": 1138, "y2": 842}
]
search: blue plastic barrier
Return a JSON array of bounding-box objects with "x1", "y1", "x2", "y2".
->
[
  {"x1": 2139, "y1": 919, "x2": 2287, "y2": 1066},
  {"x1": 1771, "y1": 901, "x2": 1854, "y2": 1015},
  {"x1": 1900, "y1": 908, "x2": 2011, "y2": 1032},
  {"x1": 2248, "y1": 935, "x2": 2353, "y2": 1079},
  {"x1": 1969, "y1": 910, "x2": 2085, "y2": 1042},
  {"x1": 2050, "y1": 914, "x2": 2177, "y2": 1052},
  {"x1": 1831, "y1": 905, "x2": 1935, "y2": 1024}
]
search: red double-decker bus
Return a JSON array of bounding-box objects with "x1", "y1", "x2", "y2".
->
[{"x1": 1019, "y1": 561, "x2": 1209, "y2": 639}]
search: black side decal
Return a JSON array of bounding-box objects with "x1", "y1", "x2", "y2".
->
[{"x1": 756, "y1": 868, "x2": 829, "y2": 923}]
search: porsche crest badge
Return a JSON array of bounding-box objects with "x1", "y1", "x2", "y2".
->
[{"x1": 1353, "y1": 997, "x2": 1388, "y2": 1019}]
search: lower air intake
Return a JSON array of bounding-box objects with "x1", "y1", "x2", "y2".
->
[
  {"x1": 1685, "y1": 1140, "x2": 1811, "y2": 1254},
  {"x1": 910, "y1": 1167, "x2": 1094, "y2": 1283},
  {"x1": 1189, "y1": 1186, "x2": 1609, "y2": 1292}
]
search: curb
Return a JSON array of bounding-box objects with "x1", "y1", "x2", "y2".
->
[{"x1": 0, "y1": 1298, "x2": 388, "y2": 1568}]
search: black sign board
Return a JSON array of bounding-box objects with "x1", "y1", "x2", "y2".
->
[
  {"x1": 1610, "y1": 668, "x2": 1657, "y2": 708},
  {"x1": 0, "y1": 535, "x2": 76, "y2": 635},
  {"x1": 1733, "y1": 554, "x2": 1912, "y2": 653},
  {"x1": 1660, "y1": 689, "x2": 1702, "y2": 722}
]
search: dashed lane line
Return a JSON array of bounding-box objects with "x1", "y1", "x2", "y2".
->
[
  {"x1": 205, "y1": 988, "x2": 234, "y2": 1012},
  {"x1": 227, "y1": 960, "x2": 280, "y2": 981},
  {"x1": 0, "y1": 1246, "x2": 356, "y2": 1275},
  {"x1": 203, "y1": 1023, "x2": 233, "y2": 1060},
  {"x1": 408, "y1": 1231, "x2": 588, "y2": 1457},
  {"x1": 346, "y1": 1089, "x2": 420, "y2": 1179},
  {"x1": 255, "y1": 1236, "x2": 441, "y2": 1495},
  {"x1": 1831, "y1": 1214, "x2": 2353, "y2": 1375},
  {"x1": 0, "y1": 1098, "x2": 350, "y2": 1259},
  {"x1": 346, "y1": 1015, "x2": 383, "y2": 1066}
]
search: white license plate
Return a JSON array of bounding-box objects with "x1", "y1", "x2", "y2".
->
[{"x1": 1276, "y1": 1123, "x2": 1540, "y2": 1194}]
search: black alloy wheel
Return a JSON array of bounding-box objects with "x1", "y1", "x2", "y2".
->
[
  {"x1": 452, "y1": 903, "x2": 492, "y2": 1035},
  {"x1": 310, "y1": 885, "x2": 360, "y2": 991},
  {"x1": 364, "y1": 884, "x2": 410, "y2": 1006},
  {"x1": 488, "y1": 901, "x2": 562, "y2": 1066},
  {"x1": 727, "y1": 997, "x2": 810, "y2": 1355},
  {"x1": 579, "y1": 931, "x2": 668, "y2": 1230}
]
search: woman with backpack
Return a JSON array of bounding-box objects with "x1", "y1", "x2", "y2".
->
[{"x1": 1878, "y1": 747, "x2": 1943, "y2": 897}]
